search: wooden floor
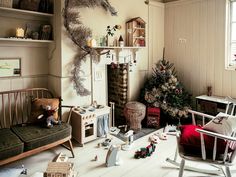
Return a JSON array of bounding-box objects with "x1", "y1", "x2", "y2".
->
[{"x1": 2, "y1": 129, "x2": 236, "y2": 177}]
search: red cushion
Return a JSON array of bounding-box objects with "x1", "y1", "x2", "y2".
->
[{"x1": 179, "y1": 125, "x2": 232, "y2": 155}]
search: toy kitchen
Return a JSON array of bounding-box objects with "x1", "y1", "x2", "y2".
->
[{"x1": 71, "y1": 104, "x2": 111, "y2": 146}]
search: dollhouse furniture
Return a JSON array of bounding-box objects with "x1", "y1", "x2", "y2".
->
[
  {"x1": 71, "y1": 106, "x2": 110, "y2": 146},
  {"x1": 0, "y1": 88, "x2": 74, "y2": 166},
  {"x1": 167, "y1": 97, "x2": 236, "y2": 177},
  {"x1": 124, "y1": 101, "x2": 146, "y2": 132},
  {"x1": 126, "y1": 17, "x2": 146, "y2": 47}
]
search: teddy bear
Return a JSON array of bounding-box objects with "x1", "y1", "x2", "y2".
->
[{"x1": 38, "y1": 105, "x2": 61, "y2": 128}]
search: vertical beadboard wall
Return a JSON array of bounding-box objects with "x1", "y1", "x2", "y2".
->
[
  {"x1": 164, "y1": 0, "x2": 235, "y2": 99},
  {"x1": 149, "y1": 1, "x2": 165, "y2": 74}
]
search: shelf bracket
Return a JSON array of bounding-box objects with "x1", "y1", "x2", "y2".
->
[
  {"x1": 131, "y1": 48, "x2": 139, "y2": 62},
  {"x1": 114, "y1": 48, "x2": 122, "y2": 67},
  {"x1": 92, "y1": 48, "x2": 110, "y2": 61}
]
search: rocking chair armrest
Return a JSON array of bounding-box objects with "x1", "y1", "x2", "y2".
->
[
  {"x1": 61, "y1": 105, "x2": 75, "y2": 123},
  {"x1": 196, "y1": 128, "x2": 236, "y2": 142},
  {"x1": 188, "y1": 109, "x2": 215, "y2": 126}
]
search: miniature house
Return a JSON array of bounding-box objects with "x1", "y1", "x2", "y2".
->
[{"x1": 126, "y1": 17, "x2": 146, "y2": 47}]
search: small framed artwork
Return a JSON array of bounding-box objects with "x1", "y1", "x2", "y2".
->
[{"x1": 0, "y1": 58, "x2": 21, "y2": 77}]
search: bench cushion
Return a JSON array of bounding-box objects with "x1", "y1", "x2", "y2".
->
[
  {"x1": 0, "y1": 128, "x2": 24, "y2": 160},
  {"x1": 11, "y1": 123, "x2": 71, "y2": 151}
]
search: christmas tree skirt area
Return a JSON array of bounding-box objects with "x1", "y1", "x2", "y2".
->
[{"x1": 111, "y1": 127, "x2": 160, "y2": 142}]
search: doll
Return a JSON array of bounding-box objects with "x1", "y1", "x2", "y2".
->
[{"x1": 38, "y1": 105, "x2": 61, "y2": 128}]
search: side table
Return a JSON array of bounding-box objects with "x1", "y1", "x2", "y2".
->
[{"x1": 195, "y1": 95, "x2": 228, "y2": 115}]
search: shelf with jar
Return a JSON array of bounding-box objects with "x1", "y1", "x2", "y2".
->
[{"x1": 0, "y1": 0, "x2": 54, "y2": 44}]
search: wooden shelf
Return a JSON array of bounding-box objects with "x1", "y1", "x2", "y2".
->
[
  {"x1": 134, "y1": 27, "x2": 145, "y2": 30},
  {"x1": 134, "y1": 37, "x2": 145, "y2": 39},
  {"x1": 92, "y1": 46, "x2": 145, "y2": 61},
  {"x1": 0, "y1": 7, "x2": 53, "y2": 18},
  {"x1": 93, "y1": 46, "x2": 145, "y2": 49},
  {"x1": 0, "y1": 38, "x2": 53, "y2": 43}
]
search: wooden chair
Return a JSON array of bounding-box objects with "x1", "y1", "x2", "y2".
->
[{"x1": 166, "y1": 97, "x2": 236, "y2": 177}]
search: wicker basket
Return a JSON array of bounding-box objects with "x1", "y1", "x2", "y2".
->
[
  {"x1": 124, "y1": 101, "x2": 146, "y2": 132},
  {"x1": 0, "y1": 0, "x2": 12, "y2": 8}
]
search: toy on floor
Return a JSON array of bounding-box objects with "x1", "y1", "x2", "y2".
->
[
  {"x1": 44, "y1": 153, "x2": 75, "y2": 177},
  {"x1": 149, "y1": 134, "x2": 159, "y2": 144},
  {"x1": 0, "y1": 165, "x2": 27, "y2": 177},
  {"x1": 134, "y1": 143, "x2": 156, "y2": 159},
  {"x1": 164, "y1": 124, "x2": 177, "y2": 133},
  {"x1": 106, "y1": 145, "x2": 121, "y2": 167},
  {"x1": 102, "y1": 138, "x2": 112, "y2": 147},
  {"x1": 155, "y1": 132, "x2": 167, "y2": 140},
  {"x1": 54, "y1": 152, "x2": 68, "y2": 162},
  {"x1": 38, "y1": 105, "x2": 61, "y2": 128},
  {"x1": 121, "y1": 130, "x2": 134, "y2": 151}
]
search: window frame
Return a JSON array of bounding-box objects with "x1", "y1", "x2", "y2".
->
[{"x1": 226, "y1": 0, "x2": 236, "y2": 70}]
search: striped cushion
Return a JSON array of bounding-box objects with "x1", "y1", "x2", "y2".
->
[
  {"x1": 0, "y1": 128, "x2": 24, "y2": 160},
  {"x1": 11, "y1": 123, "x2": 71, "y2": 151}
]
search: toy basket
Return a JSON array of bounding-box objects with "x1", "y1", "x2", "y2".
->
[
  {"x1": 124, "y1": 101, "x2": 146, "y2": 132},
  {"x1": 0, "y1": 0, "x2": 13, "y2": 8}
]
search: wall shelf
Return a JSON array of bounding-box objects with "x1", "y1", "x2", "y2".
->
[
  {"x1": 0, "y1": 38, "x2": 53, "y2": 43},
  {"x1": 0, "y1": 5, "x2": 54, "y2": 45},
  {"x1": 92, "y1": 46, "x2": 145, "y2": 62},
  {"x1": 0, "y1": 38, "x2": 54, "y2": 48},
  {"x1": 92, "y1": 46, "x2": 145, "y2": 54},
  {"x1": 0, "y1": 7, "x2": 54, "y2": 19}
]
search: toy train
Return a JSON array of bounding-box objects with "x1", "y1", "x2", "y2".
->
[{"x1": 134, "y1": 143, "x2": 156, "y2": 159}]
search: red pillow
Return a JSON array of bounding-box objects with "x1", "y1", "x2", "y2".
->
[{"x1": 179, "y1": 125, "x2": 232, "y2": 155}]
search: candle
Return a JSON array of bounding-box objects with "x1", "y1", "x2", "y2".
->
[{"x1": 16, "y1": 28, "x2": 24, "y2": 38}]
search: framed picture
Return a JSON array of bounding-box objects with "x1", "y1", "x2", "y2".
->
[{"x1": 0, "y1": 58, "x2": 21, "y2": 77}]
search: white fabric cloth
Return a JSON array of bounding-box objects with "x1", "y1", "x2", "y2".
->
[{"x1": 203, "y1": 112, "x2": 236, "y2": 136}]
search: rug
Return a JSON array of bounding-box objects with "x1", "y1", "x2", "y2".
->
[{"x1": 111, "y1": 128, "x2": 159, "y2": 142}]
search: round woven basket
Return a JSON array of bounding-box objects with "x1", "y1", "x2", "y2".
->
[{"x1": 124, "y1": 101, "x2": 146, "y2": 132}]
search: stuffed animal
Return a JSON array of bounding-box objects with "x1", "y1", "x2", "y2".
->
[{"x1": 38, "y1": 105, "x2": 61, "y2": 128}]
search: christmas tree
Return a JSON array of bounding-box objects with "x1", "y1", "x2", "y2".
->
[{"x1": 141, "y1": 54, "x2": 191, "y2": 124}]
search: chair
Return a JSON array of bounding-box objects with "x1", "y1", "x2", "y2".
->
[{"x1": 166, "y1": 97, "x2": 236, "y2": 177}]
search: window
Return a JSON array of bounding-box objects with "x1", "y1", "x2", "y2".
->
[{"x1": 226, "y1": 0, "x2": 236, "y2": 69}]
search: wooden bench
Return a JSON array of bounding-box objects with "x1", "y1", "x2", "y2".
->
[{"x1": 0, "y1": 88, "x2": 74, "y2": 166}]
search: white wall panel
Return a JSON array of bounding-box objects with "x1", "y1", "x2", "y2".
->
[
  {"x1": 165, "y1": 0, "x2": 233, "y2": 100},
  {"x1": 149, "y1": 1, "x2": 165, "y2": 73}
]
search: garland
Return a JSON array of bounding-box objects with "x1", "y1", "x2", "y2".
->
[{"x1": 63, "y1": 0, "x2": 117, "y2": 96}]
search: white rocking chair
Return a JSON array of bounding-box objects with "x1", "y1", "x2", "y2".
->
[{"x1": 166, "y1": 97, "x2": 236, "y2": 177}]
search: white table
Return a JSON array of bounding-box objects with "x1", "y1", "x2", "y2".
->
[{"x1": 195, "y1": 95, "x2": 228, "y2": 115}]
